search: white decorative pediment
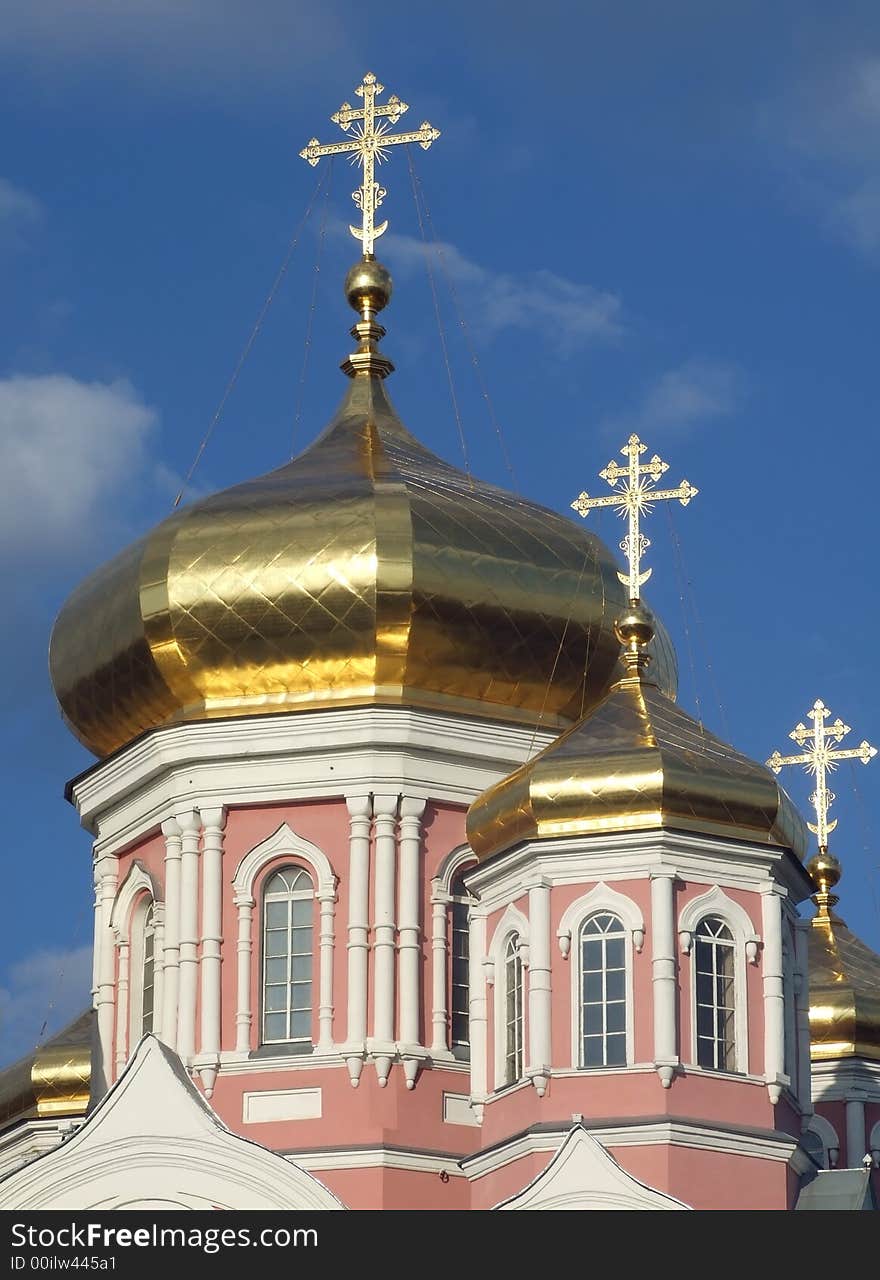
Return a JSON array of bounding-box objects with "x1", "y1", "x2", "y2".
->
[
  {"x1": 557, "y1": 882, "x2": 645, "y2": 957},
  {"x1": 110, "y1": 861, "x2": 159, "y2": 940},
  {"x1": 494, "y1": 1126, "x2": 690, "y2": 1211},
  {"x1": 678, "y1": 884, "x2": 759, "y2": 960},
  {"x1": 232, "y1": 822, "x2": 336, "y2": 901},
  {"x1": 0, "y1": 1036, "x2": 344, "y2": 1211}
]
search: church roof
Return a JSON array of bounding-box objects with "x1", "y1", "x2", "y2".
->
[
  {"x1": 808, "y1": 911, "x2": 880, "y2": 1062},
  {"x1": 0, "y1": 1009, "x2": 93, "y2": 1130}
]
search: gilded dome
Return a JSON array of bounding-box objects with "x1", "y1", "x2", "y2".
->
[
  {"x1": 807, "y1": 856, "x2": 880, "y2": 1062},
  {"x1": 468, "y1": 607, "x2": 807, "y2": 862},
  {"x1": 49, "y1": 273, "x2": 676, "y2": 759}
]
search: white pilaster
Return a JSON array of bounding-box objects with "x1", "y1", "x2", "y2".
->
[
  {"x1": 197, "y1": 805, "x2": 226, "y2": 1096},
  {"x1": 398, "y1": 797, "x2": 426, "y2": 1087},
  {"x1": 372, "y1": 794, "x2": 399, "y2": 1086},
  {"x1": 316, "y1": 881, "x2": 337, "y2": 1054},
  {"x1": 93, "y1": 853, "x2": 118, "y2": 1095},
  {"x1": 233, "y1": 892, "x2": 255, "y2": 1053},
  {"x1": 794, "y1": 918, "x2": 813, "y2": 1116},
  {"x1": 527, "y1": 878, "x2": 551, "y2": 1096},
  {"x1": 114, "y1": 939, "x2": 130, "y2": 1075},
  {"x1": 846, "y1": 1094, "x2": 867, "y2": 1168},
  {"x1": 344, "y1": 794, "x2": 372, "y2": 1086},
  {"x1": 176, "y1": 809, "x2": 201, "y2": 1063},
  {"x1": 430, "y1": 879, "x2": 450, "y2": 1055},
  {"x1": 650, "y1": 868, "x2": 678, "y2": 1087},
  {"x1": 761, "y1": 887, "x2": 786, "y2": 1104},
  {"x1": 159, "y1": 817, "x2": 182, "y2": 1050},
  {"x1": 152, "y1": 902, "x2": 165, "y2": 1036},
  {"x1": 468, "y1": 911, "x2": 488, "y2": 1116}
]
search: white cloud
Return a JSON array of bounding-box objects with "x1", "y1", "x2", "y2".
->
[
  {"x1": 602, "y1": 359, "x2": 741, "y2": 439},
  {"x1": 0, "y1": 177, "x2": 43, "y2": 250},
  {"x1": 764, "y1": 53, "x2": 880, "y2": 257},
  {"x1": 384, "y1": 232, "x2": 623, "y2": 347},
  {"x1": 0, "y1": 944, "x2": 92, "y2": 1068},
  {"x1": 0, "y1": 374, "x2": 158, "y2": 558}
]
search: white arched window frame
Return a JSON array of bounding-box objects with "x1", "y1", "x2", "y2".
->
[
  {"x1": 806, "y1": 1114, "x2": 841, "y2": 1170},
  {"x1": 487, "y1": 904, "x2": 530, "y2": 1091},
  {"x1": 558, "y1": 884, "x2": 644, "y2": 1070},
  {"x1": 111, "y1": 862, "x2": 163, "y2": 1060},
  {"x1": 231, "y1": 824, "x2": 337, "y2": 1055},
  {"x1": 678, "y1": 886, "x2": 759, "y2": 1076},
  {"x1": 261, "y1": 866, "x2": 315, "y2": 1046},
  {"x1": 430, "y1": 846, "x2": 477, "y2": 1058},
  {"x1": 869, "y1": 1121, "x2": 880, "y2": 1168}
]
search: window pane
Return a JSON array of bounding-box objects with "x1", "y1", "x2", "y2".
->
[
  {"x1": 605, "y1": 968, "x2": 625, "y2": 1003},
  {"x1": 696, "y1": 1003, "x2": 715, "y2": 1039},
  {"x1": 291, "y1": 953, "x2": 313, "y2": 981},
  {"x1": 291, "y1": 898, "x2": 311, "y2": 927},
  {"x1": 583, "y1": 1003, "x2": 604, "y2": 1037},
  {"x1": 606, "y1": 1001, "x2": 626, "y2": 1034},
  {"x1": 265, "y1": 984, "x2": 287, "y2": 1012},
  {"x1": 265, "y1": 900, "x2": 288, "y2": 928},
  {"x1": 582, "y1": 940, "x2": 603, "y2": 971},
  {"x1": 582, "y1": 971, "x2": 603, "y2": 1003},
  {"x1": 290, "y1": 1010, "x2": 311, "y2": 1039},
  {"x1": 265, "y1": 956, "x2": 287, "y2": 983},
  {"x1": 291, "y1": 926, "x2": 312, "y2": 955},
  {"x1": 290, "y1": 981, "x2": 311, "y2": 1010},
  {"x1": 605, "y1": 937, "x2": 625, "y2": 968},
  {"x1": 265, "y1": 929, "x2": 288, "y2": 957},
  {"x1": 263, "y1": 1012, "x2": 287, "y2": 1042},
  {"x1": 606, "y1": 1033, "x2": 627, "y2": 1066},
  {"x1": 583, "y1": 1036, "x2": 604, "y2": 1067},
  {"x1": 696, "y1": 971, "x2": 713, "y2": 1006}
]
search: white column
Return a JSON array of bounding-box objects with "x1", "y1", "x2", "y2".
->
[
  {"x1": 114, "y1": 940, "x2": 130, "y2": 1075},
  {"x1": 398, "y1": 797, "x2": 426, "y2": 1086},
  {"x1": 468, "y1": 911, "x2": 488, "y2": 1114},
  {"x1": 234, "y1": 892, "x2": 255, "y2": 1053},
  {"x1": 176, "y1": 809, "x2": 201, "y2": 1062},
  {"x1": 152, "y1": 903, "x2": 165, "y2": 1036},
  {"x1": 528, "y1": 879, "x2": 552, "y2": 1096},
  {"x1": 345, "y1": 794, "x2": 372, "y2": 1086},
  {"x1": 430, "y1": 879, "x2": 450, "y2": 1055},
  {"x1": 198, "y1": 806, "x2": 226, "y2": 1096},
  {"x1": 160, "y1": 818, "x2": 182, "y2": 1049},
  {"x1": 761, "y1": 887, "x2": 786, "y2": 1104},
  {"x1": 794, "y1": 918, "x2": 813, "y2": 1116},
  {"x1": 372, "y1": 794, "x2": 399, "y2": 1086},
  {"x1": 846, "y1": 1095, "x2": 867, "y2": 1168},
  {"x1": 650, "y1": 868, "x2": 678, "y2": 1087},
  {"x1": 93, "y1": 853, "x2": 118, "y2": 1095},
  {"x1": 316, "y1": 882, "x2": 337, "y2": 1054}
]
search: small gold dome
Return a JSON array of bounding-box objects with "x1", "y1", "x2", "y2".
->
[
  {"x1": 49, "y1": 355, "x2": 677, "y2": 759},
  {"x1": 467, "y1": 647, "x2": 807, "y2": 862},
  {"x1": 808, "y1": 909, "x2": 880, "y2": 1063}
]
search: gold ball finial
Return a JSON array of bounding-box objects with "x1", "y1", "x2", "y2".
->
[
  {"x1": 614, "y1": 602, "x2": 655, "y2": 679},
  {"x1": 345, "y1": 256, "x2": 393, "y2": 319},
  {"x1": 807, "y1": 849, "x2": 843, "y2": 923}
]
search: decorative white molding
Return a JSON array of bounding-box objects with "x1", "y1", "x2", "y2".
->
[
  {"x1": 110, "y1": 862, "x2": 159, "y2": 941},
  {"x1": 442, "y1": 1093, "x2": 479, "y2": 1127},
  {"x1": 372, "y1": 794, "x2": 398, "y2": 1088},
  {"x1": 175, "y1": 810, "x2": 201, "y2": 1063},
  {"x1": 231, "y1": 822, "x2": 336, "y2": 899},
  {"x1": 679, "y1": 885, "x2": 753, "y2": 1076},
  {"x1": 488, "y1": 904, "x2": 530, "y2": 1091},
  {"x1": 434, "y1": 844, "x2": 477, "y2": 897},
  {"x1": 468, "y1": 913, "x2": 489, "y2": 1103},
  {"x1": 845, "y1": 1095, "x2": 867, "y2": 1168},
  {"x1": 527, "y1": 881, "x2": 551, "y2": 1094},
  {"x1": 290, "y1": 1148, "x2": 464, "y2": 1177},
  {"x1": 242, "y1": 1088, "x2": 322, "y2": 1124},
  {"x1": 557, "y1": 882, "x2": 645, "y2": 958},
  {"x1": 0, "y1": 1038, "x2": 344, "y2": 1211},
  {"x1": 198, "y1": 806, "x2": 226, "y2": 1097},
  {"x1": 159, "y1": 817, "x2": 182, "y2": 1052},
  {"x1": 760, "y1": 888, "x2": 787, "y2": 1104},
  {"x1": 93, "y1": 854, "x2": 118, "y2": 1095},
  {"x1": 805, "y1": 1114, "x2": 840, "y2": 1169},
  {"x1": 493, "y1": 1126, "x2": 690, "y2": 1211},
  {"x1": 650, "y1": 869, "x2": 678, "y2": 1088},
  {"x1": 398, "y1": 796, "x2": 427, "y2": 1083}
]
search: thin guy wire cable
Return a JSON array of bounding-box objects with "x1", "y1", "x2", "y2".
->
[
  {"x1": 172, "y1": 165, "x2": 330, "y2": 509},
  {"x1": 291, "y1": 157, "x2": 333, "y2": 459},
  {"x1": 407, "y1": 151, "x2": 518, "y2": 489},
  {"x1": 34, "y1": 900, "x2": 91, "y2": 1052},
  {"x1": 406, "y1": 145, "x2": 472, "y2": 481},
  {"x1": 527, "y1": 546, "x2": 592, "y2": 759},
  {"x1": 664, "y1": 504, "x2": 705, "y2": 730}
]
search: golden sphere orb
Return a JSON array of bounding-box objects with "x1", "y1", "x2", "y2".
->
[
  {"x1": 807, "y1": 850, "x2": 842, "y2": 890},
  {"x1": 345, "y1": 257, "x2": 393, "y2": 315},
  {"x1": 614, "y1": 603, "x2": 656, "y2": 650}
]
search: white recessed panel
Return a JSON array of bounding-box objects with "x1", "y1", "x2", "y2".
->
[{"x1": 243, "y1": 1087, "x2": 322, "y2": 1124}]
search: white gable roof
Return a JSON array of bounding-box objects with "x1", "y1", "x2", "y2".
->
[
  {"x1": 0, "y1": 1036, "x2": 343, "y2": 1210},
  {"x1": 494, "y1": 1126, "x2": 691, "y2": 1211}
]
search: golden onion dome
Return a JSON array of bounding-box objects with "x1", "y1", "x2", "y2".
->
[
  {"x1": 468, "y1": 604, "x2": 807, "y2": 862},
  {"x1": 49, "y1": 259, "x2": 676, "y2": 759},
  {"x1": 807, "y1": 853, "x2": 880, "y2": 1062}
]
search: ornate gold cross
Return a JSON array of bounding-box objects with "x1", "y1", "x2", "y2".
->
[
  {"x1": 300, "y1": 72, "x2": 440, "y2": 256},
  {"x1": 766, "y1": 699, "x2": 876, "y2": 851},
  {"x1": 571, "y1": 433, "x2": 698, "y2": 602}
]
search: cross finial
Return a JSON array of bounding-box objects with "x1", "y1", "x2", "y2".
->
[
  {"x1": 766, "y1": 700, "x2": 876, "y2": 918},
  {"x1": 570, "y1": 434, "x2": 698, "y2": 603},
  {"x1": 300, "y1": 72, "x2": 441, "y2": 256}
]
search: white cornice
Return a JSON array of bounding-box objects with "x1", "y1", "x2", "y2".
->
[
  {"x1": 466, "y1": 828, "x2": 813, "y2": 912},
  {"x1": 70, "y1": 707, "x2": 555, "y2": 854},
  {"x1": 462, "y1": 1119, "x2": 800, "y2": 1181},
  {"x1": 811, "y1": 1057, "x2": 880, "y2": 1102},
  {"x1": 285, "y1": 1147, "x2": 466, "y2": 1176}
]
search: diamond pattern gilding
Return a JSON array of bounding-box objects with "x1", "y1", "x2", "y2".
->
[
  {"x1": 468, "y1": 676, "x2": 808, "y2": 862},
  {"x1": 808, "y1": 920, "x2": 880, "y2": 1062},
  {"x1": 50, "y1": 374, "x2": 677, "y2": 758}
]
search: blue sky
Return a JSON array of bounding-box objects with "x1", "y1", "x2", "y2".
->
[{"x1": 2, "y1": 1, "x2": 879, "y2": 1065}]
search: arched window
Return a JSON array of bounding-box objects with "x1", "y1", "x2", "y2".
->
[
  {"x1": 262, "y1": 867, "x2": 314, "y2": 1046},
  {"x1": 141, "y1": 905, "x2": 156, "y2": 1036},
  {"x1": 695, "y1": 916, "x2": 736, "y2": 1071},
  {"x1": 503, "y1": 936, "x2": 524, "y2": 1085},
  {"x1": 450, "y1": 869, "x2": 470, "y2": 1058},
  {"x1": 580, "y1": 912, "x2": 626, "y2": 1068}
]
